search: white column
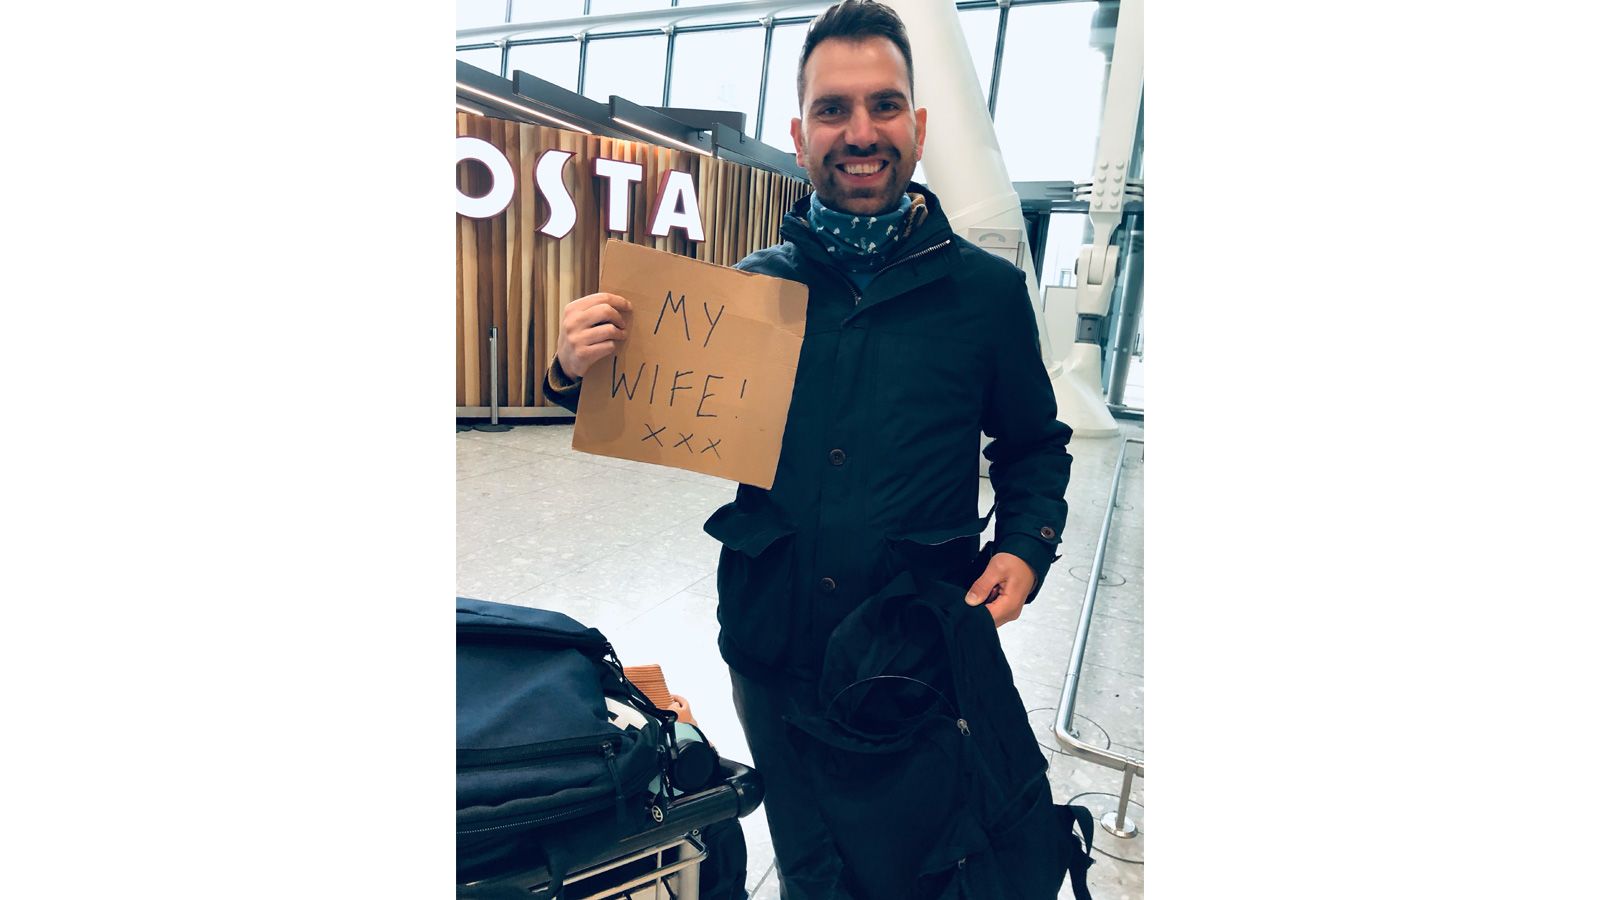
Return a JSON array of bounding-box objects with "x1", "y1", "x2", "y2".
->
[{"x1": 885, "y1": 0, "x2": 1120, "y2": 437}]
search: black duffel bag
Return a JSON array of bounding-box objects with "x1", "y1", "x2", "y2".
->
[{"x1": 456, "y1": 598, "x2": 682, "y2": 892}]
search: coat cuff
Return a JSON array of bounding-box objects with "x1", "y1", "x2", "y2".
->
[
  {"x1": 993, "y1": 530, "x2": 1063, "y2": 604},
  {"x1": 542, "y1": 357, "x2": 582, "y2": 412}
]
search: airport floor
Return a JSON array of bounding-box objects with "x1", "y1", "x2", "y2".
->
[{"x1": 457, "y1": 418, "x2": 1145, "y2": 899}]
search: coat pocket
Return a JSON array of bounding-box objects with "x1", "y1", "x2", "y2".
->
[
  {"x1": 887, "y1": 517, "x2": 990, "y2": 586},
  {"x1": 703, "y1": 501, "x2": 798, "y2": 667}
]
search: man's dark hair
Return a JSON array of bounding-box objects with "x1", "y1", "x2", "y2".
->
[{"x1": 795, "y1": 0, "x2": 915, "y2": 108}]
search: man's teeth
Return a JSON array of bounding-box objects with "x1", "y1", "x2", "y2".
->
[{"x1": 843, "y1": 161, "x2": 884, "y2": 175}]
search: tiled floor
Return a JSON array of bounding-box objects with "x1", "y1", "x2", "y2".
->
[{"x1": 457, "y1": 418, "x2": 1145, "y2": 899}]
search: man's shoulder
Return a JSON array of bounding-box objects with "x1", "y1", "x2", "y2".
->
[
  {"x1": 732, "y1": 242, "x2": 801, "y2": 278},
  {"x1": 945, "y1": 234, "x2": 1029, "y2": 290}
]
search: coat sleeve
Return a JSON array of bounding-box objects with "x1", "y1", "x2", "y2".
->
[
  {"x1": 541, "y1": 356, "x2": 582, "y2": 412},
  {"x1": 981, "y1": 267, "x2": 1073, "y2": 602}
]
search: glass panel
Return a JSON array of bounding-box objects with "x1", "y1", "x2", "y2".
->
[
  {"x1": 458, "y1": 0, "x2": 509, "y2": 30},
  {"x1": 588, "y1": 0, "x2": 673, "y2": 15},
  {"x1": 457, "y1": 45, "x2": 504, "y2": 77},
  {"x1": 668, "y1": 26, "x2": 766, "y2": 133},
  {"x1": 757, "y1": 23, "x2": 809, "y2": 150},
  {"x1": 671, "y1": 0, "x2": 777, "y2": 27},
  {"x1": 510, "y1": 0, "x2": 584, "y2": 21},
  {"x1": 507, "y1": 40, "x2": 581, "y2": 91},
  {"x1": 582, "y1": 34, "x2": 668, "y2": 105},
  {"x1": 1039, "y1": 211, "x2": 1088, "y2": 288},
  {"x1": 992, "y1": 1, "x2": 1106, "y2": 182},
  {"x1": 956, "y1": 7, "x2": 999, "y2": 107}
]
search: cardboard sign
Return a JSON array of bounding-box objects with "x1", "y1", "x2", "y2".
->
[{"x1": 572, "y1": 240, "x2": 808, "y2": 488}]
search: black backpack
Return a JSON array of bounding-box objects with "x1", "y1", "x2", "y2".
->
[
  {"x1": 456, "y1": 598, "x2": 685, "y2": 891},
  {"x1": 787, "y1": 572, "x2": 1096, "y2": 900}
]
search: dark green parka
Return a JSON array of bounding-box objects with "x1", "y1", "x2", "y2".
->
[{"x1": 547, "y1": 183, "x2": 1073, "y2": 680}]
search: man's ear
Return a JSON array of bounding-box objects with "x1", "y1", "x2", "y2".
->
[
  {"x1": 790, "y1": 117, "x2": 806, "y2": 170},
  {"x1": 913, "y1": 107, "x2": 928, "y2": 161}
]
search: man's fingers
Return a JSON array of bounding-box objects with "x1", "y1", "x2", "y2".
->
[
  {"x1": 573, "y1": 322, "x2": 626, "y2": 346},
  {"x1": 997, "y1": 586, "x2": 1024, "y2": 625},
  {"x1": 568, "y1": 292, "x2": 632, "y2": 314},
  {"x1": 986, "y1": 585, "x2": 1025, "y2": 627},
  {"x1": 579, "y1": 302, "x2": 629, "y2": 329},
  {"x1": 965, "y1": 572, "x2": 1001, "y2": 607},
  {"x1": 575, "y1": 340, "x2": 616, "y2": 363}
]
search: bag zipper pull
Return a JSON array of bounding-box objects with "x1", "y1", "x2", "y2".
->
[
  {"x1": 957, "y1": 718, "x2": 971, "y2": 736},
  {"x1": 602, "y1": 741, "x2": 627, "y2": 825}
]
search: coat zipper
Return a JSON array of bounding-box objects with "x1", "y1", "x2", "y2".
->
[
  {"x1": 836, "y1": 239, "x2": 954, "y2": 308},
  {"x1": 880, "y1": 239, "x2": 952, "y2": 276}
]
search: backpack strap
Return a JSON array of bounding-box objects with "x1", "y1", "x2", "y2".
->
[{"x1": 1060, "y1": 803, "x2": 1098, "y2": 900}]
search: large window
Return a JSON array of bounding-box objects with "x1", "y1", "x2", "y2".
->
[
  {"x1": 992, "y1": 1, "x2": 1107, "y2": 182},
  {"x1": 957, "y1": 7, "x2": 1000, "y2": 107},
  {"x1": 506, "y1": 39, "x2": 580, "y2": 91},
  {"x1": 582, "y1": 33, "x2": 668, "y2": 105},
  {"x1": 510, "y1": 0, "x2": 584, "y2": 19},
  {"x1": 669, "y1": 26, "x2": 767, "y2": 131},
  {"x1": 758, "y1": 23, "x2": 809, "y2": 149},
  {"x1": 588, "y1": 0, "x2": 672, "y2": 15},
  {"x1": 460, "y1": 1, "x2": 1123, "y2": 188},
  {"x1": 458, "y1": 0, "x2": 508, "y2": 31},
  {"x1": 1040, "y1": 211, "x2": 1088, "y2": 288},
  {"x1": 457, "y1": 45, "x2": 503, "y2": 77}
]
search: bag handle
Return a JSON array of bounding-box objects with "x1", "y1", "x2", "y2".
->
[{"x1": 823, "y1": 674, "x2": 960, "y2": 725}]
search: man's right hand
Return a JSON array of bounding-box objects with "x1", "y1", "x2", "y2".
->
[{"x1": 556, "y1": 292, "x2": 632, "y2": 379}]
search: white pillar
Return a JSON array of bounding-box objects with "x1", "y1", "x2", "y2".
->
[{"x1": 885, "y1": 0, "x2": 1118, "y2": 437}]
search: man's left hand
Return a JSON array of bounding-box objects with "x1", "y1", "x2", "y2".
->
[{"x1": 964, "y1": 552, "x2": 1037, "y2": 627}]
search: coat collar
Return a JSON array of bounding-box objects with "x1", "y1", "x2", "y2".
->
[
  {"x1": 779, "y1": 182, "x2": 959, "y2": 313},
  {"x1": 780, "y1": 181, "x2": 955, "y2": 272}
]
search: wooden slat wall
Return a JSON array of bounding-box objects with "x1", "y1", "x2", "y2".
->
[{"x1": 456, "y1": 113, "x2": 810, "y2": 408}]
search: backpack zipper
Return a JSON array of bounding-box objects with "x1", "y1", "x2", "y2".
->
[
  {"x1": 603, "y1": 742, "x2": 627, "y2": 824},
  {"x1": 457, "y1": 740, "x2": 638, "y2": 836},
  {"x1": 457, "y1": 734, "x2": 620, "y2": 769},
  {"x1": 458, "y1": 795, "x2": 614, "y2": 836}
]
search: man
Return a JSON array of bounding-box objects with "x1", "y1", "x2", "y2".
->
[{"x1": 545, "y1": 2, "x2": 1072, "y2": 895}]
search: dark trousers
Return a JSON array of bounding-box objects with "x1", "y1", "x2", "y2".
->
[{"x1": 729, "y1": 668, "x2": 857, "y2": 900}]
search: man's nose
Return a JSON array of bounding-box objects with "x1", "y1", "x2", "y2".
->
[{"x1": 843, "y1": 106, "x2": 876, "y2": 149}]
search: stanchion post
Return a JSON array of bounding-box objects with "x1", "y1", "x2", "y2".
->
[
  {"x1": 475, "y1": 325, "x2": 512, "y2": 433},
  {"x1": 1102, "y1": 763, "x2": 1140, "y2": 839}
]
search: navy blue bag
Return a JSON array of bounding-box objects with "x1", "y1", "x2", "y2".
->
[
  {"x1": 456, "y1": 598, "x2": 679, "y2": 891},
  {"x1": 786, "y1": 573, "x2": 1095, "y2": 900}
]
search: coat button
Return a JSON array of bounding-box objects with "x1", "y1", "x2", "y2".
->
[
  {"x1": 819, "y1": 577, "x2": 837, "y2": 592},
  {"x1": 1040, "y1": 526, "x2": 1057, "y2": 539},
  {"x1": 828, "y1": 449, "x2": 847, "y2": 466}
]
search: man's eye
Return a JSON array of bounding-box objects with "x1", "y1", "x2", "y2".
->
[
  {"x1": 877, "y1": 102, "x2": 901, "y2": 113},
  {"x1": 820, "y1": 106, "x2": 843, "y2": 116}
]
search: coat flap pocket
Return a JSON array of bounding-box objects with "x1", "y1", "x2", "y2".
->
[
  {"x1": 890, "y1": 516, "x2": 990, "y2": 548},
  {"x1": 703, "y1": 501, "x2": 795, "y2": 556}
]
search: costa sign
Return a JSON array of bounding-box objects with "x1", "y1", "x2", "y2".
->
[{"x1": 455, "y1": 136, "x2": 705, "y2": 242}]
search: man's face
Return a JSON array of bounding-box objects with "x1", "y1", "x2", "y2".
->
[{"x1": 791, "y1": 36, "x2": 927, "y2": 216}]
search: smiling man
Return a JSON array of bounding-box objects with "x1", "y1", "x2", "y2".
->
[{"x1": 545, "y1": 2, "x2": 1073, "y2": 895}]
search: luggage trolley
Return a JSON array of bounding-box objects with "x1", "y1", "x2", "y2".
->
[{"x1": 458, "y1": 759, "x2": 765, "y2": 900}]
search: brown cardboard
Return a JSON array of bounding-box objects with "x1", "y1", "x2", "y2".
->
[{"x1": 572, "y1": 240, "x2": 808, "y2": 489}]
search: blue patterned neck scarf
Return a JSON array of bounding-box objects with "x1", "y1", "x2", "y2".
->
[{"x1": 806, "y1": 193, "x2": 913, "y2": 273}]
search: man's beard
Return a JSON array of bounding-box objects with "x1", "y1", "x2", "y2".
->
[{"x1": 810, "y1": 146, "x2": 914, "y2": 215}]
